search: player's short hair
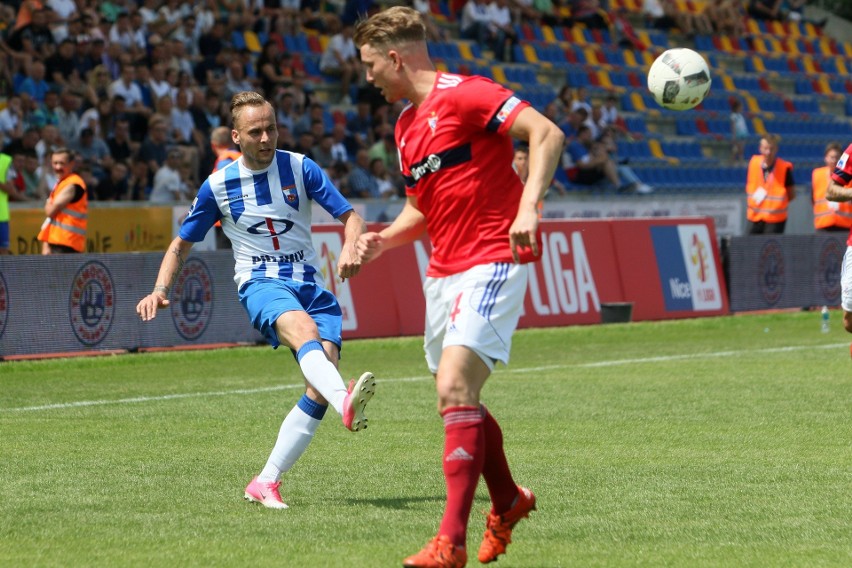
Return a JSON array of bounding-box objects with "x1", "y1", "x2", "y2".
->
[
  {"x1": 353, "y1": 6, "x2": 426, "y2": 52},
  {"x1": 230, "y1": 91, "x2": 271, "y2": 127}
]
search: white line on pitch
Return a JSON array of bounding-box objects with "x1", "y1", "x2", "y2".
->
[
  {"x1": 2, "y1": 343, "x2": 847, "y2": 413},
  {"x1": 574, "y1": 342, "x2": 848, "y2": 368}
]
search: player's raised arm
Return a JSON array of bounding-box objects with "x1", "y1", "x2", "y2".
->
[
  {"x1": 507, "y1": 106, "x2": 565, "y2": 262},
  {"x1": 136, "y1": 236, "x2": 194, "y2": 321}
]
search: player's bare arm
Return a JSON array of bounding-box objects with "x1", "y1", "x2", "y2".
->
[
  {"x1": 507, "y1": 106, "x2": 565, "y2": 262},
  {"x1": 136, "y1": 236, "x2": 193, "y2": 321},
  {"x1": 356, "y1": 196, "x2": 427, "y2": 263},
  {"x1": 826, "y1": 179, "x2": 852, "y2": 202},
  {"x1": 337, "y1": 209, "x2": 367, "y2": 281}
]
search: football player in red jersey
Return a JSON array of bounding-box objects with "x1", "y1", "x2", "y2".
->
[
  {"x1": 354, "y1": 7, "x2": 564, "y2": 567},
  {"x1": 826, "y1": 142, "x2": 852, "y2": 335}
]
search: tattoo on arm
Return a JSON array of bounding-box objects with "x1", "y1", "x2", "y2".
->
[{"x1": 153, "y1": 246, "x2": 186, "y2": 296}]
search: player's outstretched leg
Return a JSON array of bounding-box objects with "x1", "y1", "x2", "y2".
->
[{"x1": 342, "y1": 371, "x2": 376, "y2": 431}]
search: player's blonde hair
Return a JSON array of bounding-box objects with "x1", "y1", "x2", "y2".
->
[
  {"x1": 353, "y1": 6, "x2": 426, "y2": 52},
  {"x1": 230, "y1": 91, "x2": 271, "y2": 128}
]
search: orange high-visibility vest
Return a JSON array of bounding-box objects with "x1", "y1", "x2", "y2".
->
[
  {"x1": 37, "y1": 173, "x2": 87, "y2": 252},
  {"x1": 812, "y1": 166, "x2": 852, "y2": 229},
  {"x1": 213, "y1": 150, "x2": 241, "y2": 173},
  {"x1": 746, "y1": 155, "x2": 793, "y2": 223}
]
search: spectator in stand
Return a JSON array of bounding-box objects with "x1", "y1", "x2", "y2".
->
[
  {"x1": 319, "y1": 21, "x2": 361, "y2": 105},
  {"x1": 94, "y1": 161, "x2": 130, "y2": 201},
  {"x1": 30, "y1": 89, "x2": 61, "y2": 130},
  {"x1": 643, "y1": 0, "x2": 699, "y2": 36},
  {"x1": 563, "y1": 125, "x2": 652, "y2": 193},
  {"x1": 108, "y1": 11, "x2": 145, "y2": 60},
  {"x1": 107, "y1": 117, "x2": 137, "y2": 165},
  {"x1": 487, "y1": 0, "x2": 516, "y2": 62},
  {"x1": 256, "y1": 40, "x2": 293, "y2": 99},
  {"x1": 0, "y1": 96, "x2": 24, "y2": 150},
  {"x1": 147, "y1": 62, "x2": 172, "y2": 107},
  {"x1": 704, "y1": 0, "x2": 745, "y2": 36},
  {"x1": 412, "y1": 0, "x2": 445, "y2": 41},
  {"x1": 275, "y1": 91, "x2": 298, "y2": 132},
  {"x1": 19, "y1": 60, "x2": 51, "y2": 105},
  {"x1": 45, "y1": 37, "x2": 77, "y2": 88},
  {"x1": 730, "y1": 98, "x2": 748, "y2": 163},
  {"x1": 35, "y1": 124, "x2": 63, "y2": 168},
  {"x1": 744, "y1": 133, "x2": 795, "y2": 234},
  {"x1": 138, "y1": 116, "x2": 171, "y2": 175},
  {"x1": 571, "y1": 0, "x2": 610, "y2": 29},
  {"x1": 747, "y1": 0, "x2": 784, "y2": 21},
  {"x1": 224, "y1": 59, "x2": 255, "y2": 100},
  {"x1": 277, "y1": 124, "x2": 297, "y2": 151},
  {"x1": 312, "y1": 132, "x2": 338, "y2": 170},
  {"x1": 347, "y1": 98, "x2": 375, "y2": 149},
  {"x1": 348, "y1": 148, "x2": 380, "y2": 198},
  {"x1": 330, "y1": 122, "x2": 356, "y2": 163},
  {"x1": 570, "y1": 85, "x2": 592, "y2": 115},
  {"x1": 369, "y1": 157, "x2": 399, "y2": 199},
  {"x1": 812, "y1": 143, "x2": 851, "y2": 232},
  {"x1": 7, "y1": 8, "x2": 55, "y2": 62},
  {"x1": 72, "y1": 127, "x2": 112, "y2": 182},
  {"x1": 109, "y1": 63, "x2": 153, "y2": 132},
  {"x1": 150, "y1": 147, "x2": 190, "y2": 203},
  {"x1": 128, "y1": 159, "x2": 152, "y2": 200},
  {"x1": 77, "y1": 97, "x2": 111, "y2": 143},
  {"x1": 20, "y1": 149, "x2": 46, "y2": 200},
  {"x1": 294, "y1": 103, "x2": 327, "y2": 138},
  {"x1": 55, "y1": 91, "x2": 82, "y2": 148},
  {"x1": 460, "y1": 0, "x2": 496, "y2": 56}
]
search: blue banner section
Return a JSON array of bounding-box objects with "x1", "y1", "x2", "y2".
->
[{"x1": 650, "y1": 226, "x2": 694, "y2": 312}]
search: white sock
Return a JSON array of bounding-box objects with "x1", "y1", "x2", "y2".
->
[
  {"x1": 296, "y1": 340, "x2": 347, "y2": 415},
  {"x1": 258, "y1": 395, "x2": 326, "y2": 482}
]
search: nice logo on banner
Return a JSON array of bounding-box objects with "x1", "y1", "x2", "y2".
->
[{"x1": 650, "y1": 225, "x2": 722, "y2": 312}]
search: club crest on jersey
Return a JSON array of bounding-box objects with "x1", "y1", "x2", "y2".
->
[
  {"x1": 282, "y1": 184, "x2": 299, "y2": 210},
  {"x1": 428, "y1": 112, "x2": 438, "y2": 135}
]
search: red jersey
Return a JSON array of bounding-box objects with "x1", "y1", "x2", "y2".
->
[
  {"x1": 396, "y1": 72, "x2": 533, "y2": 277},
  {"x1": 832, "y1": 143, "x2": 852, "y2": 245}
]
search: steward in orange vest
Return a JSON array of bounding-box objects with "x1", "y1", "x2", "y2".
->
[
  {"x1": 745, "y1": 134, "x2": 795, "y2": 235},
  {"x1": 812, "y1": 143, "x2": 852, "y2": 231},
  {"x1": 37, "y1": 148, "x2": 87, "y2": 254},
  {"x1": 211, "y1": 126, "x2": 241, "y2": 173}
]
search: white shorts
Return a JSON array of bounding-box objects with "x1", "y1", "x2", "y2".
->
[
  {"x1": 423, "y1": 262, "x2": 528, "y2": 374},
  {"x1": 841, "y1": 246, "x2": 852, "y2": 312}
]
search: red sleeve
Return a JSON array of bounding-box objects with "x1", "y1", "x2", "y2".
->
[
  {"x1": 831, "y1": 143, "x2": 852, "y2": 185},
  {"x1": 455, "y1": 76, "x2": 530, "y2": 135}
]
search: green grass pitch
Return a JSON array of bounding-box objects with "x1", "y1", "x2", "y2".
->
[{"x1": 1, "y1": 311, "x2": 851, "y2": 567}]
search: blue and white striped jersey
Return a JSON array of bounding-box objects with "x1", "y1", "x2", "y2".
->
[{"x1": 180, "y1": 150, "x2": 353, "y2": 290}]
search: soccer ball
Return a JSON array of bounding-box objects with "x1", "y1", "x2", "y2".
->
[{"x1": 647, "y1": 48, "x2": 712, "y2": 111}]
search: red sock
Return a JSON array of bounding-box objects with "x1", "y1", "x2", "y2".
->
[
  {"x1": 438, "y1": 406, "x2": 484, "y2": 548},
  {"x1": 481, "y1": 405, "x2": 518, "y2": 515}
]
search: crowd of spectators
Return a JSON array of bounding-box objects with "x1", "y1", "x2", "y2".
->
[{"x1": 0, "y1": 0, "x2": 411, "y2": 205}]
